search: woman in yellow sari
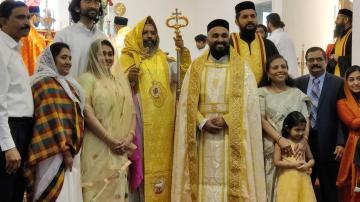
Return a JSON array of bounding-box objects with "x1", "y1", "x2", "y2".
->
[{"x1": 79, "y1": 38, "x2": 136, "y2": 201}]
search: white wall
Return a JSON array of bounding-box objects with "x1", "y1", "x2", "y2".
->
[
  {"x1": 35, "y1": 0, "x2": 340, "y2": 59},
  {"x1": 45, "y1": 0, "x2": 242, "y2": 57},
  {"x1": 353, "y1": 0, "x2": 360, "y2": 65},
  {"x1": 110, "y1": 0, "x2": 239, "y2": 56},
  {"x1": 280, "y1": 0, "x2": 337, "y2": 60}
]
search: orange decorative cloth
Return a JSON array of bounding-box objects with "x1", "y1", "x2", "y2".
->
[{"x1": 20, "y1": 26, "x2": 46, "y2": 75}]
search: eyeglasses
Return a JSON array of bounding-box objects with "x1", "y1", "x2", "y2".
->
[{"x1": 307, "y1": 57, "x2": 324, "y2": 63}]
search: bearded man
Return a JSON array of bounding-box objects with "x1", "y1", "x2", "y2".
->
[
  {"x1": 231, "y1": 1, "x2": 279, "y2": 84},
  {"x1": 172, "y1": 18, "x2": 266, "y2": 202},
  {"x1": 327, "y1": 8, "x2": 352, "y2": 77},
  {"x1": 119, "y1": 16, "x2": 191, "y2": 202},
  {"x1": 54, "y1": 0, "x2": 106, "y2": 78}
]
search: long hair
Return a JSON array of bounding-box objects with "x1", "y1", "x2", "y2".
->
[
  {"x1": 266, "y1": 13, "x2": 285, "y2": 28},
  {"x1": 281, "y1": 111, "x2": 307, "y2": 138},
  {"x1": 68, "y1": 0, "x2": 104, "y2": 23},
  {"x1": 258, "y1": 54, "x2": 295, "y2": 87}
]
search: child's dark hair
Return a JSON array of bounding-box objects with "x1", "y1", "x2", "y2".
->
[{"x1": 281, "y1": 111, "x2": 306, "y2": 138}]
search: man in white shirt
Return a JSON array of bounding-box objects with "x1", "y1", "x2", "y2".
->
[
  {"x1": 0, "y1": 1, "x2": 34, "y2": 202},
  {"x1": 267, "y1": 13, "x2": 299, "y2": 78},
  {"x1": 192, "y1": 34, "x2": 207, "y2": 60},
  {"x1": 54, "y1": 0, "x2": 106, "y2": 78}
]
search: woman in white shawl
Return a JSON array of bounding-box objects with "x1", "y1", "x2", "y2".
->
[{"x1": 24, "y1": 42, "x2": 85, "y2": 202}]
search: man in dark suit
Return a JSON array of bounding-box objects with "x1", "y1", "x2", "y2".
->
[{"x1": 295, "y1": 46, "x2": 345, "y2": 202}]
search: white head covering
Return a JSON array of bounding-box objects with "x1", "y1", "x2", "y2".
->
[{"x1": 31, "y1": 45, "x2": 85, "y2": 114}]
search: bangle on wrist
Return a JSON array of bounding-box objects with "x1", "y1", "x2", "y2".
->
[{"x1": 276, "y1": 136, "x2": 282, "y2": 143}]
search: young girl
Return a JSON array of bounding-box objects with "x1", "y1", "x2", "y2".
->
[{"x1": 274, "y1": 111, "x2": 316, "y2": 202}]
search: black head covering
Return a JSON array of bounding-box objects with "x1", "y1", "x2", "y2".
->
[
  {"x1": 207, "y1": 19, "x2": 229, "y2": 32},
  {"x1": 235, "y1": 1, "x2": 255, "y2": 14},
  {"x1": 114, "y1": 16, "x2": 128, "y2": 26},
  {"x1": 194, "y1": 34, "x2": 207, "y2": 42},
  {"x1": 29, "y1": 6, "x2": 40, "y2": 14},
  {"x1": 338, "y1": 9, "x2": 352, "y2": 19}
]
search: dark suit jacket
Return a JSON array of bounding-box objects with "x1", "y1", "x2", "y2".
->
[{"x1": 295, "y1": 73, "x2": 345, "y2": 163}]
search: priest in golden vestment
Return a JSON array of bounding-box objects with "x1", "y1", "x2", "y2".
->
[
  {"x1": 118, "y1": 16, "x2": 190, "y2": 202},
  {"x1": 171, "y1": 19, "x2": 266, "y2": 202},
  {"x1": 20, "y1": 6, "x2": 46, "y2": 75},
  {"x1": 111, "y1": 16, "x2": 131, "y2": 59},
  {"x1": 230, "y1": 1, "x2": 278, "y2": 84}
]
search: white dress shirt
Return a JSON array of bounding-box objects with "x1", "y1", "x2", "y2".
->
[
  {"x1": 192, "y1": 47, "x2": 207, "y2": 61},
  {"x1": 306, "y1": 72, "x2": 326, "y2": 96},
  {"x1": 0, "y1": 30, "x2": 34, "y2": 151},
  {"x1": 54, "y1": 22, "x2": 107, "y2": 78},
  {"x1": 268, "y1": 28, "x2": 299, "y2": 78}
]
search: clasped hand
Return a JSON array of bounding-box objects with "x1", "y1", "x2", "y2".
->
[
  {"x1": 203, "y1": 116, "x2": 227, "y2": 134},
  {"x1": 109, "y1": 135, "x2": 134, "y2": 155}
]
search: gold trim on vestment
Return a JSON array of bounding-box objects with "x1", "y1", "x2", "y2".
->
[{"x1": 186, "y1": 48, "x2": 248, "y2": 201}]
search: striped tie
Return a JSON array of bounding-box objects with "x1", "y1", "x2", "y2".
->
[{"x1": 310, "y1": 78, "x2": 320, "y2": 128}]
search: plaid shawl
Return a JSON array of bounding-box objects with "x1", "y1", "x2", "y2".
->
[{"x1": 24, "y1": 77, "x2": 84, "y2": 201}]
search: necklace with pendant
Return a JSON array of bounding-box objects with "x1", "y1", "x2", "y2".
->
[{"x1": 144, "y1": 55, "x2": 167, "y2": 107}]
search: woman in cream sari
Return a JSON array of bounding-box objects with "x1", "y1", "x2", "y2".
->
[
  {"x1": 79, "y1": 39, "x2": 136, "y2": 201},
  {"x1": 258, "y1": 55, "x2": 311, "y2": 202}
]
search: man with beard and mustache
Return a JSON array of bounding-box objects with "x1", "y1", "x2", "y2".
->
[
  {"x1": 231, "y1": 1, "x2": 279, "y2": 84},
  {"x1": 295, "y1": 47, "x2": 345, "y2": 202},
  {"x1": 118, "y1": 16, "x2": 191, "y2": 202},
  {"x1": 172, "y1": 19, "x2": 266, "y2": 202},
  {"x1": 20, "y1": 6, "x2": 46, "y2": 76},
  {"x1": 0, "y1": 1, "x2": 34, "y2": 202},
  {"x1": 327, "y1": 9, "x2": 352, "y2": 77},
  {"x1": 54, "y1": 0, "x2": 106, "y2": 78}
]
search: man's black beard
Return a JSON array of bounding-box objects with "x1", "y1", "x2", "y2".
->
[
  {"x1": 209, "y1": 43, "x2": 230, "y2": 60},
  {"x1": 81, "y1": 8, "x2": 99, "y2": 21},
  {"x1": 334, "y1": 23, "x2": 346, "y2": 38},
  {"x1": 143, "y1": 40, "x2": 156, "y2": 54},
  {"x1": 240, "y1": 23, "x2": 256, "y2": 42}
]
